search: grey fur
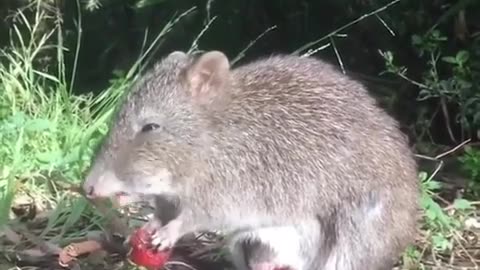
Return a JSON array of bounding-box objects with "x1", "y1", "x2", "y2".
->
[{"x1": 83, "y1": 50, "x2": 420, "y2": 270}]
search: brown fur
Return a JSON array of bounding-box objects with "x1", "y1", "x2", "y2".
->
[{"x1": 83, "y1": 50, "x2": 420, "y2": 270}]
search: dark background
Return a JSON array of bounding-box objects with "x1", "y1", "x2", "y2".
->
[{"x1": 1, "y1": 0, "x2": 479, "y2": 145}]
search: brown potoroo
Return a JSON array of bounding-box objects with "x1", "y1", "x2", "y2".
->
[{"x1": 83, "y1": 51, "x2": 420, "y2": 270}]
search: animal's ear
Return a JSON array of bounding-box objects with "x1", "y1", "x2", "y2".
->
[
  {"x1": 154, "y1": 51, "x2": 187, "y2": 71},
  {"x1": 168, "y1": 51, "x2": 187, "y2": 60},
  {"x1": 185, "y1": 51, "x2": 230, "y2": 100}
]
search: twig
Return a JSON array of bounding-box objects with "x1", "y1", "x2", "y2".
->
[
  {"x1": 375, "y1": 14, "x2": 395, "y2": 36},
  {"x1": 452, "y1": 231, "x2": 478, "y2": 268},
  {"x1": 330, "y1": 36, "x2": 345, "y2": 74},
  {"x1": 188, "y1": 16, "x2": 218, "y2": 55},
  {"x1": 231, "y1": 25, "x2": 278, "y2": 66},
  {"x1": 415, "y1": 139, "x2": 471, "y2": 182},
  {"x1": 294, "y1": 0, "x2": 403, "y2": 55},
  {"x1": 444, "y1": 201, "x2": 480, "y2": 211},
  {"x1": 415, "y1": 139, "x2": 471, "y2": 161},
  {"x1": 436, "y1": 139, "x2": 471, "y2": 160},
  {"x1": 301, "y1": 43, "x2": 331, "y2": 57},
  {"x1": 205, "y1": 0, "x2": 215, "y2": 23},
  {"x1": 137, "y1": 7, "x2": 197, "y2": 76},
  {"x1": 440, "y1": 97, "x2": 457, "y2": 143},
  {"x1": 16, "y1": 225, "x2": 62, "y2": 255},
  {"x1": 69, "y1": 0, "x2": 82, "y2": 94},
  {"x1": 418, "y1": 102, "x2": 442, "y2": 144}
]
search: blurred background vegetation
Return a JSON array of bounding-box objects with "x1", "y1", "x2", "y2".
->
[
  {"x1": 1, "y1": 0, "x2": 480, "y2": 269},
  {"x1": 2, "y1": 0, "x2": 479, "y2": 144}
]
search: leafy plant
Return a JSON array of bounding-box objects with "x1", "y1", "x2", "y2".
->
[
  {"x1": 380, "y1": 29, "x2": 480, "y2": 143},
  {"x1": 419, "y1": 170, "x2": 474, "y2": 253},
  {"x1": 458, "y1": 146, "x2": 480, "y2": 198}
]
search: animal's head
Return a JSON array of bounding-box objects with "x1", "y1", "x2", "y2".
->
[{"x1": 83, "y1": 50, "x2": 231, "y2": 202}]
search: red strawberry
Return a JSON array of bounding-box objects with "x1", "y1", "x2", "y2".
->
[{"x1": 128, "y1": 228, "x2": 171, "y2": 270}]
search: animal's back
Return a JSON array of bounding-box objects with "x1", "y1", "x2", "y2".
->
[{"x1": 197, "y1": 54, "x2": 418, "y2": 223}]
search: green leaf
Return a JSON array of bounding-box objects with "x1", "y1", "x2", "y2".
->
[
  {"x1": 33, "y1": 70, "x2": 61, "y2": 83},
  {"x1": 432, "y1": 233, "x2": 451, "y2": 251},
  {"x1": 423, "y1": 194, "x2": 451, "y2": 228},
  {"x1": 36, "y1": 150, "x2": 62, "y2": 164},
  {"x1": 425, "y1": 208, "x2": 437, "y2": 221},
  {"x1": 418, "y1": 171, "x2": 428, "y2": 182},
  {"x1": 441, "y1": 56, "x2": 457, "y2": 64},
  {"x1": 425, "y1": 179, "x2": 442, "y2": 191},
  {"x1": 420, "y1": 193, "x2": 431, "y2": 208},
  {"x1": 63, "y1": 145, "x2": 81, "y2": 164},
  {"x1": 10, "y1": 112, "x2": 27, "y2": 127},
  {"x1": 411, "y1": 34, "x2": 422, "y2": 46},
  {"x1": 61, "y1": 198, "x2": 88, "y2": 235},
  {"x1": 456, "y1": 50, "x2": 469, "y2": 63},
  {"x1": 25, "y1": 118, "x2": 53, "y2": 132},
  {"x1": 453, "y1": 198, "x2": 473, "y2": 210}
]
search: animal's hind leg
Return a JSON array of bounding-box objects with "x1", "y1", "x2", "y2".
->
[
  {"x1": 322, "y1": 194, "x2": 417, "y2": 270},
  {"x1": 227, "y1": 232, "x2": 250, "y2": 270},
  {"x1": 227, "y1": 222, "x2": 320, "y2": 270}
]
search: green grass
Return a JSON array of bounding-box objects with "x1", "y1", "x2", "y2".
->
[
  {"x1": 0, "y1": 2, "x2": 196, "y2": 242},
  {"x1": 0, "y1": 6, "x2": 121, "y2": 245}
]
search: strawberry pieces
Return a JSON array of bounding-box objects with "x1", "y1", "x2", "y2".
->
[{"x1": 128, "y1": 228, "x2": 172, "y2": 269}]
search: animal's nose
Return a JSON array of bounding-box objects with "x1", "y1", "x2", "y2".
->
[
  {"x1": 83, "y1": 183, "x2": 96, "y2": 198},
  {"x1": 86, "y1": 187, "x2": 94, "y2": 197}
]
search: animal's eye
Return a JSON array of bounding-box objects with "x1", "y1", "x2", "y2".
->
[{"x1": 141, "y1": 123, "x2": 160, "y2": 133}]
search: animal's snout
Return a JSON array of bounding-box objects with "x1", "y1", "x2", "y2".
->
[{"x1": 82, "y1": 170, "x2": 125, "y2": 199}]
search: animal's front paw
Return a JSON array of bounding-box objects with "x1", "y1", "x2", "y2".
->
[
  {"x1": 143, "y1": 218, "x2": 163, "y2": 233},
  {"x1": 150, "y1": 219, "x2": 182, "y2": 251}
]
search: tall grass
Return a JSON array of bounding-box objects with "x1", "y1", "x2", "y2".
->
[{"x1": 0, "y1": 1, "x2": 195, "y2": 243}]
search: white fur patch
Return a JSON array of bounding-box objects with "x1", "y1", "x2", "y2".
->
[
  {"x1": 366, "y1": 200, "x2": 384, "y2": 220},
  {"x1": 92, "y1": 170, "x2": 126, "y2": 197},
  {"x1": 230, "y1": 226, "x2": 305, "y2": 270}
]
